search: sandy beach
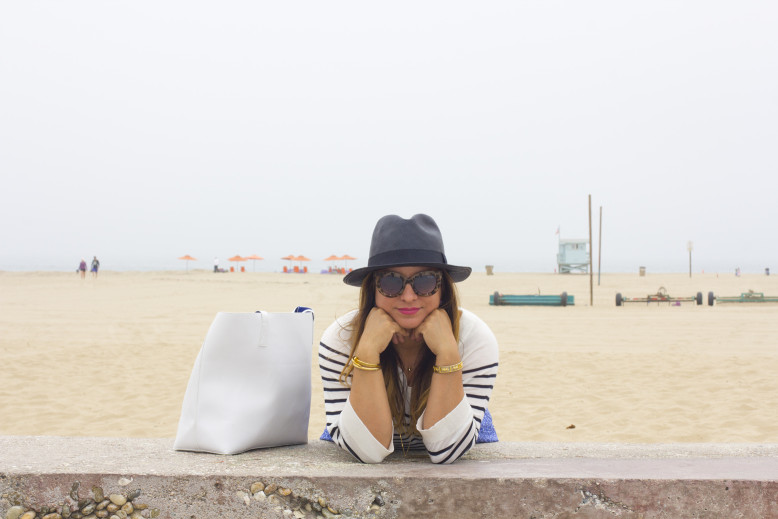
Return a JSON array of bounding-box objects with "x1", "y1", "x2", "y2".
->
[{"x1": 1, "y1": 269, "x2": 776, "y2": 444}]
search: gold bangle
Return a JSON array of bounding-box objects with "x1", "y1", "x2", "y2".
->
[
  {"x1": 352, "y1": 356, "x2": 381, "y2": 371},
  {"x1": 433, "y1": 361, "x2": 463, "y2": 374}
]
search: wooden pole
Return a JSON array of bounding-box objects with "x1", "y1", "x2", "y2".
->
[
  {"x1": 688, "y1": 241, "x2": 693, "y2": 278},
  {"x1": 598, "y1": 206, "x2": 602, "y2": 286},
  {"x1": 589, "y1": 195, "x2": 593, "y2": 306}
]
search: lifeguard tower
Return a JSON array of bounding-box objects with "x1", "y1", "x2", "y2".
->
[{"x1": 557, "y1": 238, "x2": 590, "y2": 274}]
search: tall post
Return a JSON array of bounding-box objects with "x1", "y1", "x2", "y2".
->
[
  {"x1": 598, "y1": 206, "x2": 603, "y2": 286},
  {"x1": 589, "y1": 195, "x2": 593, "y2": 306},
  {"x1": 687, "y1": 241, "x2": 693, "y2": 278}
]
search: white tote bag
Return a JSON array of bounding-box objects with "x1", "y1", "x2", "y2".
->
[{"x1": 174, "y1": 308, "x2": 313, "y2": 454}]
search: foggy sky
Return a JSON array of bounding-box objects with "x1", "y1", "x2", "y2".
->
[{"x1": 2, "y1": 1, "x2": 776, "y2": 273}]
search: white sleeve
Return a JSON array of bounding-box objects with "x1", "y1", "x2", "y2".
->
[
  {"x1": 318, "y1": 311, "x2": 393, "y2": 463},
  {"x1": 417, "y1": 309, "x2": 500, "y2": 464},
  {"x1": 337, "y1": 400, "x2": 394, "y2": 463}
]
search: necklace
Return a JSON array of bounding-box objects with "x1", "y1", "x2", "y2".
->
[
  {"x1": 399, "y1": 347, "x2": 423, "y2": 374},
  {"x1": 398, "y1": 357, "x2": 414, "y2": 373}
]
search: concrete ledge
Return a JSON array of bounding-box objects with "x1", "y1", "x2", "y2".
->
[{"x1": 1, "y1": 436, "x2": 777, "y2": 518}]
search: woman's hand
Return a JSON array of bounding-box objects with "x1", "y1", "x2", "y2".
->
[
  {"x1": 411, "y1": 309, "x2": 458, "y2": 359},
  {"x1": 355, "y1": 307, "x2": 408, "y2": 361}
]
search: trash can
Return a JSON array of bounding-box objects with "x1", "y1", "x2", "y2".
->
[
  {"x1": 639, "y1": 266, "x2": 646, "y2": 277},
  {"x1": 485, "y1": 265, "x2": 494, "y2": 276}
]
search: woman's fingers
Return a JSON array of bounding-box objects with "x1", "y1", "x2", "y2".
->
[
  {"x1": 413, "y1": 309, "x2": 455, "y2": 354},
  {"x1": 362, "y1": 308, "x2": 407, "y2": 353}
]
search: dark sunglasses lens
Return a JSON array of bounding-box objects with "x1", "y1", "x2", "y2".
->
[
  {"x1": 378, "y1": 273, "x2": 404, "y2": 296},
  {"x1": 412, "y1": 274, "x2": 438, "y2": 295}
]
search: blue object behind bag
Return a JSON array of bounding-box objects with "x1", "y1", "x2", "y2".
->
[{"x1": 320, "y1": 408, "x2": 498, "y2": 443}]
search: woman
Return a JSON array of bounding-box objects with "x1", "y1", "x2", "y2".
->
[{"x1": 319, "y1": 214, "x2": 499, "y2": 464}]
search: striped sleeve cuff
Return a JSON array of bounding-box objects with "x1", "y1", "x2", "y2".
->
[
  {"x1": 416, "y1": 396, "x2": 473, "y2": 452},
  {"x1": 339, "y1": 399, "x2": 394, "y2": 464}
]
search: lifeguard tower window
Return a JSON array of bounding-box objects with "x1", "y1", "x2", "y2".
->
[{"x1": 557, "y1": 239, "x2": 590, "y2": 274}]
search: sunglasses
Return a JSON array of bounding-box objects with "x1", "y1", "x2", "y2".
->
[{"x1": 375, "y1": 270, "x2": 442, "y2": 298}]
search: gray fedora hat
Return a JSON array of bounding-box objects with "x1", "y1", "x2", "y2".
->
[{"x1": 343, "y1": 214, "x2": 471, "y2": 287}]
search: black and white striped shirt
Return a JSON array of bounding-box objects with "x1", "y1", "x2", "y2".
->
[{"x1": 319, "y1": 308, "x2": 499, "y2": 464}]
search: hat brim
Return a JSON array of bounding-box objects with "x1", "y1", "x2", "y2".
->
[{"x1": 343, "y1": 262, "x2": 472, "y2": 287}]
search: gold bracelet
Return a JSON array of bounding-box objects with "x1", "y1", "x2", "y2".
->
[
  {"x1": 351, "y1": 356, "x2": 381, "y2": 371},
  {"x1": 433, "y1": 360, "x2": 464, "y2": 374}
]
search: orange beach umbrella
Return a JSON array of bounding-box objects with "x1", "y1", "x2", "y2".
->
[
  {"x1": 244, "y1": 254, "x2": 264, "y2": 271},
  {"x1": 177, "y1": 255, "x2": 197, "y2": 272},
  {"x1": 339, "y1": 254, "x2": 356, "y2": 269},
  {"x1": 283, "y1": 255, "x2": 309, "y2": 273},
  {"x1": 324, "y1": 254, "x2": 344, "y2": 273},
  {"x1": 228, "y1": 255, "x2": 246, "y2": 271},
  {"x1": 292, "y1": 255, "x2": 311, "y2": 270},
  {"x1": 280, "y1": 255, "x2": 296, "y2": 271}
]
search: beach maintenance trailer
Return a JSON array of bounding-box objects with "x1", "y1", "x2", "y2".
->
[
  {"x1": 707, "y1": 290, "x2": 778, "y2": 306},
  {"x1": 615, "y1": 286, "x2": 703, "y2": 306},
  {"x1": 490, "y1": 291, "x2": 573, "y2": 306},
  {"x1": 557, "y1": 239, "x2": 589, "y2": 274}
]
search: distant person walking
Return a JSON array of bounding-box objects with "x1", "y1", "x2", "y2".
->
[
  {"x1": 78, "y1": 259, "x2": 87, "y2": 279},
  {"x1": 214, "y1": 257, "x2": 219, "y2": 273},
  {"x1": 91, "y1": 256, "x2": 100, "y2": 278}
]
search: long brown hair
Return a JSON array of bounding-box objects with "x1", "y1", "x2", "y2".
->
[{"x1": 339, "y1": 269, "x2": 461, "y2": 435}]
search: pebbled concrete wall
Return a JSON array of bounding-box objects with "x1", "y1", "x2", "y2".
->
[{"x1": 1, "y1": 437, "x2": 777, "y2": 519}]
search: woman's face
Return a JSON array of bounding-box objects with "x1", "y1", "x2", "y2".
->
[{"x1": 374, "y1": 266, "x2": 442, "y2": 330}]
